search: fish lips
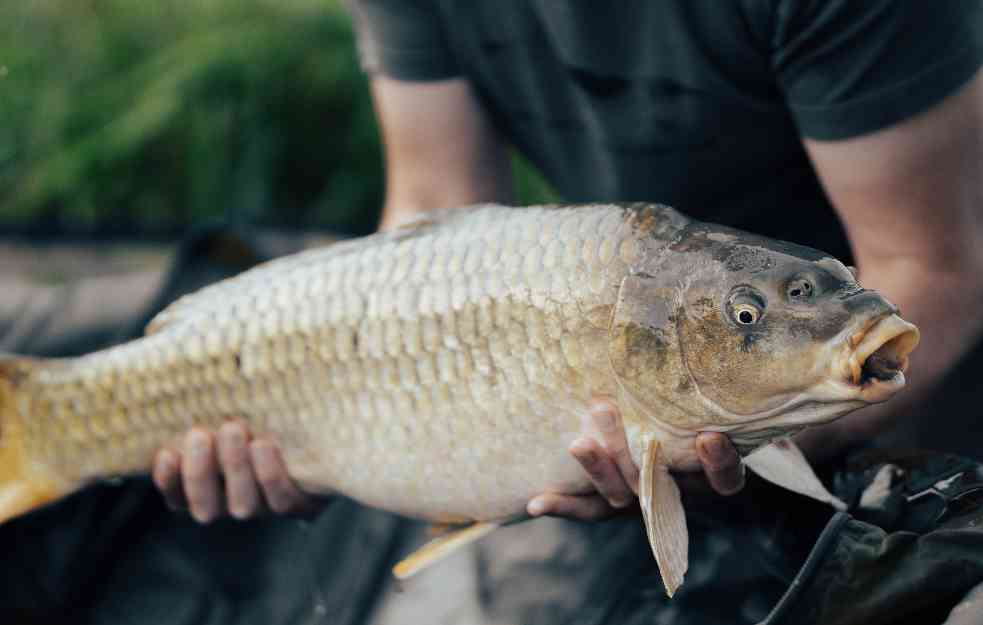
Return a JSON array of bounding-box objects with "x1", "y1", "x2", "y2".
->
[{"x1": 839, "y1": 313, "x2": 920, "y2": 403}]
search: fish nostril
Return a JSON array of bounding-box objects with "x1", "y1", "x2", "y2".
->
[
  {"x1": 841, "y1": 290, "x2": 898, "y2": 320},
  {"x1": 787, "y1": 278, "x2": 814, "y2": 300}
]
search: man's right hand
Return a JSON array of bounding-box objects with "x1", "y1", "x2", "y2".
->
[{"x1": 152, "y1": 421, "x2": 318, "y2": 523}]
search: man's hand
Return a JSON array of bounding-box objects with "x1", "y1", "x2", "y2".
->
[
  {"x1": 526, "y1": 398, "x2": 745, "y2": 521},
  {"x1": 154, "y1": 402, "x2": 742, "y2": 525},
  {"x1": 152, "y1": 421, "x2": 318, "y2": 523}
]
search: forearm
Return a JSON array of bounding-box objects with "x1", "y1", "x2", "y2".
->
[
  {"x1": 377, "y1": 162, "x2": 513, "y2": 231},
  {"x1": 372, "y1": 77, "x2": 513, "y2": 232},
  {"x1": 795, "y1": 72, "x2": 983, "y2": 462}
]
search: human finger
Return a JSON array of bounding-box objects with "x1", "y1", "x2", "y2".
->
[
  {"x1": 588, "y1": 399, "x2": 640, "y2": 493},
  {"x1": 182, "y1": 429, "x2": 225, "y2": 523},
  {"x1": 152, "y1": 447, "x2": 187, "y2": 511},
  {"x1": 217, "y1": 421, "x2": 263, "y2": 519},
  {"x1": 250, "y1": 439, "x2": 312, "y2": 514},
  {"x1": 527, "y1": 492, "x2": 617, "y2": 521},
  {"x1": 695, "y1": 432, "x2": 745, "y2": 496},
  {"x1": 569, "y1": 437, "x2": 634, "y2": 509}
]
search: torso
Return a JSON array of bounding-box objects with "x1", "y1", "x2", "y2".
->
[{"x1": 434, "y1": 1, "x2": 852, "y2": 261}]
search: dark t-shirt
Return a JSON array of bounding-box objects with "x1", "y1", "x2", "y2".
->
[{"x1": 348, "y1": 0, "x2": 982, "y2": 261}]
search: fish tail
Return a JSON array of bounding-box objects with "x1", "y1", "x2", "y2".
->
[{"x1": 0, "y1": 356, "x2": 66, "y2": 524}]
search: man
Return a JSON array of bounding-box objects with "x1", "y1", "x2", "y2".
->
[{"x1": 152, "y1": 1, "x2": 983, "y2": 622}]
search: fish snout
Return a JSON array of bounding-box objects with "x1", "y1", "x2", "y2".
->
[{"x1": 840, "y1": 310, "x2": 920, "y2": 403}]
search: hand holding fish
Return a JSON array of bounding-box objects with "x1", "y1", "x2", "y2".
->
[
  {"x1": 526, "y1": 399, "x2": 745, "y2": 521},
  {"x1": 151, "y1": 397, "x2": 744, "y2": 523},
  {"x1": 152, "y1": 422, "x2": 317, "y2": 522}
]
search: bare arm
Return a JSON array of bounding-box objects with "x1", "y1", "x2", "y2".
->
[
  {"x1": 371, "y1": 77, "x2": 513, "y2": 230},
  {"x1": 796, "y1": 70, "x2": 983, "y2": 458}
]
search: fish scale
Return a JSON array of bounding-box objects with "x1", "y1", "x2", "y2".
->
[{"x1": 13, "y1": 203, "x2": 635, "y2": 521}]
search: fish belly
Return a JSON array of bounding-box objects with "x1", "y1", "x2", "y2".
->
[{"x1": 19, "y1": 204, "x2": 643, "y2": 521}]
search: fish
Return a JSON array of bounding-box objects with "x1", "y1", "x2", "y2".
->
[{"x1": 0, "y1": 203, "x2": 919, "y2": 596}]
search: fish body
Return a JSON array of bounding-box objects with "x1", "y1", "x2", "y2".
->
[{"x1": 0, "y1": 203, "x2": 919, "y2": 595}]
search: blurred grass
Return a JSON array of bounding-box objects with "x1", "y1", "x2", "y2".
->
[{"x1": 0, "y1": 0, "x2": 557, "y2": 239}]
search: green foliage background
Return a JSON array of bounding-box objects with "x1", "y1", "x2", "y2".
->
[{"x1": 0, "y1": 0, "x2": 557, "y2": 239}]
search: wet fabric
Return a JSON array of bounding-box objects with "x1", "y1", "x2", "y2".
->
[
  {"x1": 459, "y1": 451, "x2": 983, "y2": 625},
  {"x1": 3, "y1": 486, "x2": 411, "y2": 625},
  {"x1": 348, "y1": 0, "x2": 983, "y2": 263},
  {"x1": 761, "y1": 451, "x2": 983, "y2": 625}
]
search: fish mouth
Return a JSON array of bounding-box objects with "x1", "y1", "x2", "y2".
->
[{"x1": 842, "y1": 313, "x2": 920, "y2": 402}]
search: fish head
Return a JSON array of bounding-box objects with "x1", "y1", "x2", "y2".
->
[{"x1": 610, "y1": 226, "x2": 920, "y2": 431}]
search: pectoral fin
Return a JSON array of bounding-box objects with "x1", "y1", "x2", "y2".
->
[
  {"x1": 745, "y1": 438, "x2": 847, "y2": 510},
  {"x1": 393, "y1": 521, "x2": 500, "y2": 580},
  {"x1": 640, "y1": 439, "x2": 689, "y2": 597}
]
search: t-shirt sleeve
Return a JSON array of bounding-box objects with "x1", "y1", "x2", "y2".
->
[
  {"x1": 345, "y1": 0, "x2": 461, "y2": 81},
  {"x1": 770, "y1": 0, "x2": 983, "y2": 140}
]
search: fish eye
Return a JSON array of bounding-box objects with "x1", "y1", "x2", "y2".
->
[
  {"x1": 787, "y1": 278, "x2": 814, "y2": 300},
  {"x1": 727, "y1": 287, "x2": 766, "y2": 326},
  {"x1": 734, "y1": 304, "x2": 760, "y2": 325}
]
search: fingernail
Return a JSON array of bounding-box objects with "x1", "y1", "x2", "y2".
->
[
  {"x1": 157, "y1": 450, "x2": 176, "y2": 472},
  {"x1": 569, "y1": 439, "x2": 596, "y2": 464},
  {"x1": 188, "y1": 431, "x2": 209, "y2": 455},
  {"x1": 221, "y1": 423, "x2": 244, "y2": 445},
  {"x1": 609, "y1": 496, "x2": 630, "y2": 509},
  {"x1": 527, "y1": 498, "x2": 548, "y2": 517},
  {"x1": 591, "y1": 407, "x2": 617, "y2": 432},
  {"x1": 701, "y1": 436, "x2": 728, "y2": 464},
  {"x1": 192, "y1": 509, "x2": 216, "y2": 524},
  {"x1": 251, "y1": 441, "x2": 275, "y2": 463}
]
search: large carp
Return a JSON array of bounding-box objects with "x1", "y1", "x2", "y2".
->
[{"x1": 0, "y1": 203, "x2": 918, "y2": 595}]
